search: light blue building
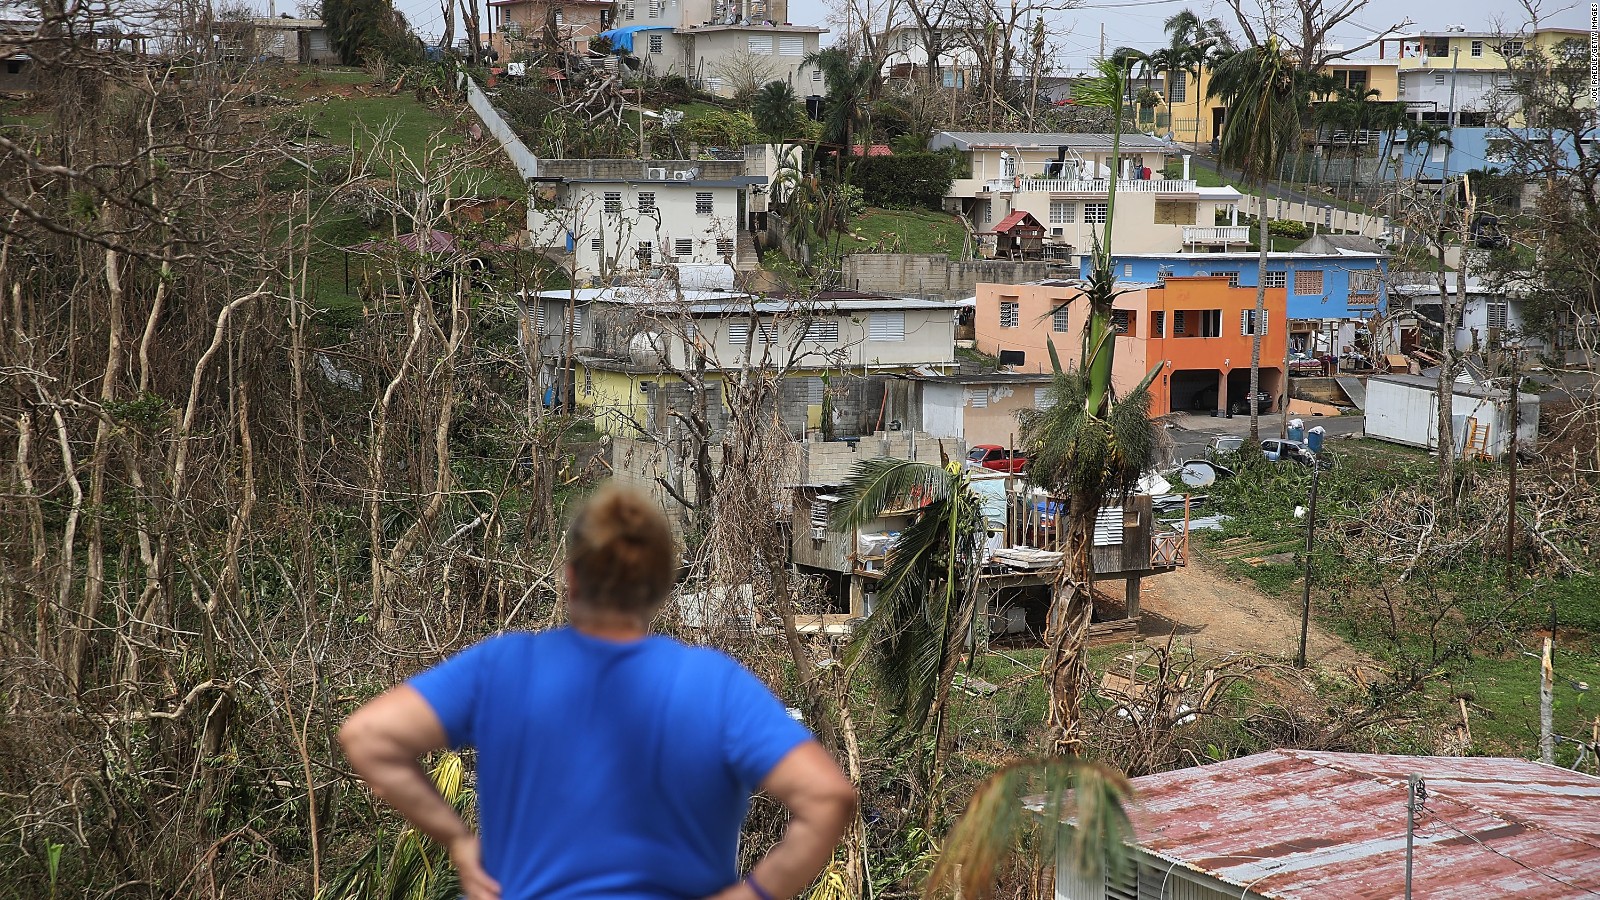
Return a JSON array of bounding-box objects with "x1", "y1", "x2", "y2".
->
[
  {"x1": 1078, "y1": 250, "x2": 1390, "y2": 320},
  {"x1": 1393, "y1": 126, "x2": 1581, "y2": 182}
]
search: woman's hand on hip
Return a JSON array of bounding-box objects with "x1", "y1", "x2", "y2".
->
[{"x1": 449, "y1": 834, "x2": 502, "y2": 900}]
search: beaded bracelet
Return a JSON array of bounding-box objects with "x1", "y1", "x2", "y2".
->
[{"x1": 744, "y1": 874, "x2": 776, "y2": 900}]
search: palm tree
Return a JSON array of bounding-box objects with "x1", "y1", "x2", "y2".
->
[
  {"x1": 752, "y1": 79, "x2": 800, "y2": 143},
  {"x1": 830, "y1": 457, "x2": 987, "y2": 824},
  {"x1": 1402, "y1": 119, "x2": 1453, "y2": 181},
  {"x1": 1366, "y1": 100, "x2": 1412, "y2": 208},
  {"x1": 801, "y1": 48, "x2": 876, "y2": 174},
  {"x1": 1162, "y1": 9, "x2": 1235, "y2": 149},
  {"x1": 922, "y1": 757, "x2": 1133, "y2": 900},
  {"x1": 1016, "y1": 56, "x2": 1164, "y2": 754},
  {"x1": 1207, "y1": 38, "x2": 1303, "y2": 446}
]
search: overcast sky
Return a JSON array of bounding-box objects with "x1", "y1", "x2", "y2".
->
[{"x1": 269, "y1": 0, "x2": 1592, "y2": 71}]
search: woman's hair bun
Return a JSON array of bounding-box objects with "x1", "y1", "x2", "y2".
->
[{"x1": 566, "y1": 483, "x2": 677, "y2": 614}]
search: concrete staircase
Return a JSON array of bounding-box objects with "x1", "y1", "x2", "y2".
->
[{"x1": 735, "y1": 230, "x2": 759, "y2": 273}]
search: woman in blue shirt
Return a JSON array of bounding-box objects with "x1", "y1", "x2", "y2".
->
[{"x1": 340, "y1": 485, "x2": 856, "y2": 900}]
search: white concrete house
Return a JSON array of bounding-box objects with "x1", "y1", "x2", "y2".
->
[
  {"x1": 617, "y1": 0, "x2": 826, "y2": 97},
  {"x1": 928, "y1": 132, "x2": 1245, "y2": 261},
  {"x1": 877, "y1": 25, "x2": 981, "y2": 88},
  {"x1": 529, "y1": 158, "x2": 764, "y2": 279}
]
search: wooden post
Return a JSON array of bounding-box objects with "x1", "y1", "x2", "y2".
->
[
  {"x1": 1124, "y1": 576, "x2": 1141, "y2": 620},
  {"x1": 1297, "y1": 463, "x2": 1320, "y2": 668},
  {"x1": 1541, "y1": 636, "x2": 1555, "y2": 764}
]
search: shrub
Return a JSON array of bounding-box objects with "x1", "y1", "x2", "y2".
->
[
  {"x1": 850, "y1": 150, "x2": 960, "y2": 209},
  {"x1": 679, "y1": 109, "x2": 759, "y2": 148}
]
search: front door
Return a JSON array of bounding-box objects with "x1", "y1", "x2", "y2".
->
[{"x1": 1211, "y1": 106, "x2": 1227, "y2": 143}]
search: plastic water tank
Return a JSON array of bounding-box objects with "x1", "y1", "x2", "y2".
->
[
  {"x1": 1288, "y1": 418, "x2": 1305, "y2": 442},
  {"x1": 1306, "y1": 425, "x2": 1326, "y2": 453}
]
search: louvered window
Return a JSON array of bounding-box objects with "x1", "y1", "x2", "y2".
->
[
  {"x1": 1111, "y1": 310, "x2": 1130, "y2": 334},
  {"x1": 1240, "y1": 309, "x2": 1268, "y2": 336},
  {"x1": 1488, "y1": 302, "x2": 1508, "y2": 329},
  {"x1": 1151, "y1": 310, "x2": 1164, "y2": 337},
  {"x1": 638, "y1": 191, "x2": 656, "y2": 213},
  {"x1": 804, "y1": 320, "x2": 839, "y2": 342},
  {"x1": 696, "y1": 192, "x2": 713, "y2": 214},
  {"x1": 716, "y1": 237, "x2": 735, "y2": 254},
  {"x1": 779, "y1": 36, "x2": 803, "y2": 55},
  {"x1": 809, "y1": 495, "x2": 834, "y2": 539},
  {"x1": 748, "y1": 35, "x2": 773, "y2": 53},
  {"x1": 966, "y1": 388, "x2": 989, "y2": 408},
  {"x1": 869, "y1": 311, "x2": 904, "y2": 341},
  {"x1": 726, "y1": 321, "x2": 750, "y2": 346},
  {"x1": 674, "y1": 237, "x2": 694, "y2": 256}
]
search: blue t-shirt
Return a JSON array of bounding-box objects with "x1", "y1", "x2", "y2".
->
[{"x1": 407, "y1": 627, "x2": 813, "y2": 899}]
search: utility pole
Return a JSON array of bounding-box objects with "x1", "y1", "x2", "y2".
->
[
  {"x1": 1296, "y1": 461, "x2": 1320, "y2": 668},
  {"x1": 1099, "y1": 22, "x2": 1105, "y2": 59},
  {"x1": 1405, "y1": 774, "x2": 1425, "y2": 900}
]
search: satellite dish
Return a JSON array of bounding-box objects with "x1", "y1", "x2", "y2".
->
[{"x1": 1176, "y1": 460, "x2": 1217, "y2": 488}]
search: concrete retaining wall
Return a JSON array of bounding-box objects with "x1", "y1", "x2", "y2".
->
[
  {"x1": 842, "y1": 254, "x2": 1064, "y2": 300},
  {"x1": 457, "y1": 71, "x2": 539, "y2": 180}
]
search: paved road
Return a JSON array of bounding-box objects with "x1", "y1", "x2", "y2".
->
[{"x1": 1163, "y1": 409, "x2": 1366, "y2": 463}]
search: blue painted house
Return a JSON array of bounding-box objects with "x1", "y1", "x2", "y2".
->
[
  {"x1": 1394, "y1": 126, "x2": 1583, "y2": 182},
  {"x1": 1078, "y1": 251, "x2": 1389, "y2": 321}
]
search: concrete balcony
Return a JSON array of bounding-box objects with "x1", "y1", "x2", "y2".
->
[
  {"x1": 1183, "y1": 225, "x2": 1251, "y2": 244},
  {"x1": 979, "y1": 177, "x2": 1198, "y2": 194}
]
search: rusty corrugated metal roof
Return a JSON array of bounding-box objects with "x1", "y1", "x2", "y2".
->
[{"x1": 1123, "y1": 749, "x2": 1600, "y2": 899}]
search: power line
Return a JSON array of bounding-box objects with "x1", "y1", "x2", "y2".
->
[{"x1": 1422, "y1": 806, "x2": 1600, "y2": 898}]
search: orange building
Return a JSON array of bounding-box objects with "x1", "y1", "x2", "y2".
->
[{"x1": 973, "y1": 276, "x2": 1287, "y2": 417}]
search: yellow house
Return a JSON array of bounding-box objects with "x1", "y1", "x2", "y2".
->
[{"x1": 1164, "y1": 57, "x2": 1400, "y2": 147}]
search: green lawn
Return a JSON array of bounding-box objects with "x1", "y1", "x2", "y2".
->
[
  {"x1": 835, "y1": 207, "x2": 968, "y2": 258},
  {"x1": 1445, "y1": 650, "x2": 1600, "y2": 763}
]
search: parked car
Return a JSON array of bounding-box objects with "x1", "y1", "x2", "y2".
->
[
  {"x1": 1260, "y1": 438, "x2": 1314, "y2": 465},
  {"x1": 966, "y1": 444, "x2": 1027, "y2": 473},
  {"x1": 1230, "y1": 391, "x2": 1273, "y2": 416},
  {"x1": 1205, "y1": 435, "x2": 1245, "y2": 461}
]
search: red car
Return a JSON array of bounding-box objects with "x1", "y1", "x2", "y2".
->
[{"x1": 966, "y1": 444, "x2": 1027, "y2": 473}]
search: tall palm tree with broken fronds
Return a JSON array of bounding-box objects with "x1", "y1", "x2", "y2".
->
[
  {"x1": 831, "y1": 457, "x2": 987, "y2": 826},
  {"x1": 1207, "y1": 37, "x2": 1303, "y2": 446},
  {"x1": 1017, "y1": 54, "x2": 1165, "y2": 755}
]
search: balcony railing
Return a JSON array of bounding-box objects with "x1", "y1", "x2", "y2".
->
[
  {"x1": 1183, "y1": 225, "x2": 1251, "y2": 244},
  {"x1": 981, "y1": 177, "x2": 1198, "y2": 194}
]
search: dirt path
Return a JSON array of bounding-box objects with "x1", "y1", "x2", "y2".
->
[{"x1": 1134, "y1": 552, "x2": 1371, "y2": 670}]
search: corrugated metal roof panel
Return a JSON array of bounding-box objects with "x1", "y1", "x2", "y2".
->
[{"x1": 1119, "y1": 749, "x2": 1600, "y2": 899}]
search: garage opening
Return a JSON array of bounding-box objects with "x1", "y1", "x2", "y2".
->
[{"x1": 1169, "y1": 369, "x2": 1222, "y2": 412}]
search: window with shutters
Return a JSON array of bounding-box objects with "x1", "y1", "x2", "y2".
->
[
  {"x1": 583, "y1": 367, "x2": 592, "y2": 394},
  {"x1": 648, "y1": 0, "x2": 660, "y2": 16},
  {"x1": 674, "y1": 237, "x2": 694, "y2": 256},
  {"x1": 1434, "y1": 72, "x2": 1446, "y2": 86},
  {"x1": 811, "y1": 67, "x2": 822, "y2": 83},
  {"x1": 1049, "y1": 200, "x2": 1075, "y2": 224},
  {"x1": 635, "y1": 241, "x2": 652, "y2": 265},
  {"x1": 568, "y1": 306, "x2": 585, "y2": 333},
  {"x1": 604, "y1": 191, "x2": 621, "y2": 213},
  {"x1": 1264, "y1": 270, "x2": 1287, "y2": 289},
  {"x1": 648, "y1": 33, "x2": 663, "y2": 53},
  {"x1": 726, "y1": 321, "x2": 750, "y2": 346},
  {"x1": 1122, "y1": 263, "x2": 1132, "y2": 277},
  {"x1": 805, "y1": 377, "x2": 824, "y2": 404},
  {"x1": 1110, "y1": 309, "x2": 1131, "y2": 334},
  {"x1": 804, "y1": 320, "x2": 840, "y2": 342},
  {"x1": 637, "y1": 191, "x2": 655, "y2": 213},
  {"x1": 748, "y1": 35, "x2": 773, "y2": 53},
  {"x1": 1000, "y1": 300, "x2": 1019, "y2": 328},
  {"x1": 1052, "y1": 305, "x2": 1071, "y2": 332},
  {"x1": 696, "y1": 192, "x2": 713, "y2": 214},
  {"x1": 1240, "y1": 309, "x2": 1268, "y2": 335},
  {"x1": 534, "y1": 303, "x2": 548, "y2": 334},
  {"x1": 1217, "y1": 270, "x2": 1240, "y2": 287},
  {"x1": 966, "y1": 388, "x2": 989, "y2": 408},
  {"x1": 808, "y1": 496, "x2": 832, "y2": 539},
  {"x1": 715, "y1": 237, "x2": 734, "y2": 255},
  {"x1": 869, "y1": 311, "x2": 904, "y2": 341},
  {"x1": 590, "y1": 237, "x2": 603, "y2": 252},
  {"x1": 623, "y1": 1, "x2": 634, "y2": 18},
  {"x1": 758, "y1": 323, "x2": 778, "y2": 344},
  {"x1": 1488, "y1": 302, "x2": 1508, "y2": 329},
  {"x1": 1084, "y1": 203, "x2": 1108, "y2": 224},
  {"x1": 1151, "y1": 310, "x2": 1165, "y2": 337},
  {"x1": 779, "y1": 36, "x2": 803, "y2": 55},
  {"x1": 1294, "y1": 269, "x2": 1324, "y2": 295},
  {"x1": 554, "y1": 7, "x2": 564, "y2": 24}
]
